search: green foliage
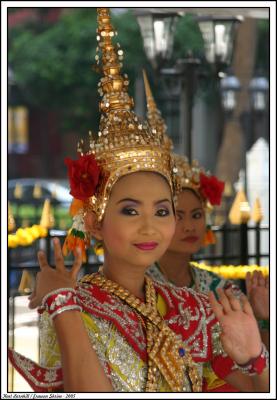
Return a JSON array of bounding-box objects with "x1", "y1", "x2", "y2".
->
[
  {"x1": 255, "y1": 19, "x2": 269, "y2": 74},
  {"x1": 9, "y1": 8, "x2": 146, "y2": 134},
  {"x1": 9, "y1": 8, "x2": 269, "y2": 135},
  {"x1": 173, "y1": 14, "x2": 204, "y2": 60}
]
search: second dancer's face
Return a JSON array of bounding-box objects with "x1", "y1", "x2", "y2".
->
[
  {"x1": 100, "y1": 172, "x2": 176, "y2": 269},
  {"x1": 167, "y1": 189, "x2": 206, "y2": 255}
]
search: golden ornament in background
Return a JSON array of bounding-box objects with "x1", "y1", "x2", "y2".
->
[
  {"x1": 8, "y1": 202, "x2": 16, "y2": 232},
  {"x1": 33, "y1": 184, "x2": 42, "y2": 199},
  {"x1": 229, "y1": 189, "x2": 251, "y2": 224},
  {"x1": 14, "y1": 183, "x2": 23, "y2": 199},
  {"x1": 223, "y1": 181, "x2": 233, "y2": 197},
  {"x1": 18, "y1": 269, "x2": 35, "y2": 294},
  {"x1": 252, "y1": 197, "x2": 263, "y2": 223},
  {"x1": 40, "y1": 199, "x2": 55, "y2": 229}
]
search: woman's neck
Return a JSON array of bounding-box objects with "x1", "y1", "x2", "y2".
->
[
  {"x1": 158, "y1": 251, "x2": 192, "y2": 288},
  {"x1": 102, "y1": 255, "x2": 146, "y2": 301}
]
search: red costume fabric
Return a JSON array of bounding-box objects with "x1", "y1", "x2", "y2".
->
[{"x1": 9, "y1": 279, "x2": 236, "y2": 392}]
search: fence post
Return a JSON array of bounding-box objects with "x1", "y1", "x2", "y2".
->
[
  {"x1": 46, "y1": 230, "x2": 51, "y2": 264},
  {"x1": 240, "y1": 222, "x2": 249, "y2": 265},
  {"x1": 255, "y1": 222, "x2": 261, "y2": 265},
  {"x1": 222, "y1": 223, "x2": 228, "y2": 264}
]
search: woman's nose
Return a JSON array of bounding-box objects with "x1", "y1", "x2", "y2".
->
[
  {"x1": 138, "y1": 217, "x2": 156, "y2": 235},
  {"x1": 182, "y1": 219, "x2": 195, "y2": 232}
]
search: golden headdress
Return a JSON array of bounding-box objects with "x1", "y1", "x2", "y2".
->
[
  {"x1": 143, "y1": 70, "x2": 174, "y2": 152},
  {"x1": 173, "y1": 154, "x2": 225, "y2": 207},
  {"x1": 63, "y1": 8, "x2": 178, "y2": 260}
]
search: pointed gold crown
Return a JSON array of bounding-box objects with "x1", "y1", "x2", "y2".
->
[
  {"x1": 77, "y1": 8, "x2": 177, "y2": 220},
  {"x1": 143, "y1": 70, "x2": 174, "y2": 152},
  {"x1": 172, "y1": 154, "x2": 225, "y2": 207},
  {"x1": 174, "y1": 154, "x2": 205, "y2": 194}
]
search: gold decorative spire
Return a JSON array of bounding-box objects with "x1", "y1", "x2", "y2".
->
[
  {"x1": 143, "y1": 69, "x2": 173, "y2": 151},
  {"x1": 79, "y1": 8, "x2": 178, "y2": 220},
  {"x1": 40, "y1": 199, "x2": 55, "y2": 229},
  {"x1": 8, "y1": 202, "x2": 16, "y2": 232},
  {"x1": 223, "y1": 181, "x2": 233, "y2": 197},
  {"x1": 14, "y1": 183, "x2": 23, "y2": 199},
  {"x1": 96, "y1": 8, "x2": 133, "y2": 114},
  {"x1": 229, "y1": 189, "x2": 251, "y2": 224},
  {"x1": 18, "y1": 269, "x2": 35, "y2": 294},
  {"x1": 33, "y1": 183, "x2": 42, "y2": 199},
  {"x1": 252, "y1": 197, "x2": 263, "y2": 223}
]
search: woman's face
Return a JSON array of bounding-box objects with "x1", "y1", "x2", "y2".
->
[
  {"x1": 168, "y1": 189, "x2": 206, "y2": 255},
  {"x1": 100, "y1": 172, "x2": 176, "y2": 268}
]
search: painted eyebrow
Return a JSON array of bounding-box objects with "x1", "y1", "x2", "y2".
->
[
  {"x1": 177, "y1": 208, "x2": 203, "y2": 214},
  {"x1": 116, "y1": 198, "x2": 171, "y2": 205}
]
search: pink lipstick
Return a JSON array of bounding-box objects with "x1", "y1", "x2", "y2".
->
[
  {"x1": 134, "y1": 242, "x2": 158, "y2": 251},
  {"x1": 182, "y1": 236, "x2": 199, "y2": 243}
]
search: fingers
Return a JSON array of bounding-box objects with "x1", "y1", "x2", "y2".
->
[
  {"x1": 257, "y1": 271, "x2": 265, "y2": 287},
  {"x1": 208, "y1": 291, "x2": 224, "y2": 320},
  {"x1": 217, "y1": 288, "x2": 232, "y2": 313},
  {"x1": 37, "y1": 251, "x2": 50, "y2": 270},
  {"x1": 251, "y1": 270, "x2": 259, "y2": 287},
  {"x1": 224, "y1": 288, "x2": 242, "y2": 311},
  {"x1": 53, "y1": 237, "x2": 65, "y2": 272},
  {"x1": 29, "y1": 297, "x2": 40, "y2": 309},
  {"x1": 245, "y1": 271, "x2": 252, "y2": 295},
  {"x1": 71, "y1": 248, "x2": 83, "y2": 280},
  {"x1": 240, "y1": 293, "x2": 255, "y2": 317}
]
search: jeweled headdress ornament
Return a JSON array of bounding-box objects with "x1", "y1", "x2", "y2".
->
[
  {"x1": 173, "y1": 154, "x2": 225, "y2": 207},
  {"x1": 143, "y1": 70, "x2": 174, "y2": 152},
  {"x1": 142, "y1": 70, "x2": 224, "y2": 208},
  {"x1": 63, "y1": 8, "x2": 178, "y2": 259}
]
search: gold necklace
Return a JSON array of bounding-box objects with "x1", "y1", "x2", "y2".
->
[{"x1": 81, "y1": 271, "x2": 202, "y2": 392}]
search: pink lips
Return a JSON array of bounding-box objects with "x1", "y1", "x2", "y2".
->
[
  {"x1": 182, "y1": 236, "x2": 199, "y2": 243},
  {"x1": 134, "y1": 242, "x2": 158, "y2": 251}
]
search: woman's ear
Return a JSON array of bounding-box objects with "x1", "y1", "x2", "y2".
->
[{"x1": 84, "y1": 212, "x2": 103, "y2": 241}]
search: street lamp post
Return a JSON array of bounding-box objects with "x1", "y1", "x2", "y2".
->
[
  {"x1": 249, "y1": 75, "x2": 269, "y2": 145},
  {"x1": 219, "y1": 71, "x2": 241, "y2": 113},
  {"x1": 197, "y1": 15, "x2": 243, "y2": 73},
  {"x1": 160, "y1": 56, "x2": 200, "y2": 161},
  {"x1": 249, "y1": 76, "x2": 269, "y2": 112},
  {"x1": 135, "y1": 10, "x2": 242, "y2": 161},
  {"x1": 135, "y1": 10, "x2": 180, "y2": 70},
  {"x1": 135, "y1": 9, "x2": 200, "y2": 161}
]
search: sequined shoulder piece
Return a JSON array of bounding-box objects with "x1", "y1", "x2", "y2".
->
[
  {"x1": 76, "y1": 275, "x2": 147, "y2": 360},
  {"x1": 8, "y1": 348, "x2": 63, "y2": 392},
  {"x1": 153, "y1": 281, "x2": 217, "y2": 362}
]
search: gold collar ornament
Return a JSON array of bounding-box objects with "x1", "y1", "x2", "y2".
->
[{"x1": 81, "y1": 272, "x2": 202, "y2": 392}]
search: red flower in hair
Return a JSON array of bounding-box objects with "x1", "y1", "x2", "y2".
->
[
  {"x1": 199, "y1": 173, "x2": 225, "y2": 205},
  {"x1": 64, "y1": 154, "x2": 100, "y2": 200}
]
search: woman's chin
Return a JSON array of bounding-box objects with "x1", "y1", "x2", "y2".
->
[{"x1": 170, "y1": 244, "x2": 201, "y2": 255}]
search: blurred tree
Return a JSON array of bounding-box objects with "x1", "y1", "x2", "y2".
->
[
  {"x1": 9, "y1": 8, "x2": 268, "y2": 137},
  {"x1": 8, "y1": 8, "x2": 146, "y2": 136}
]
